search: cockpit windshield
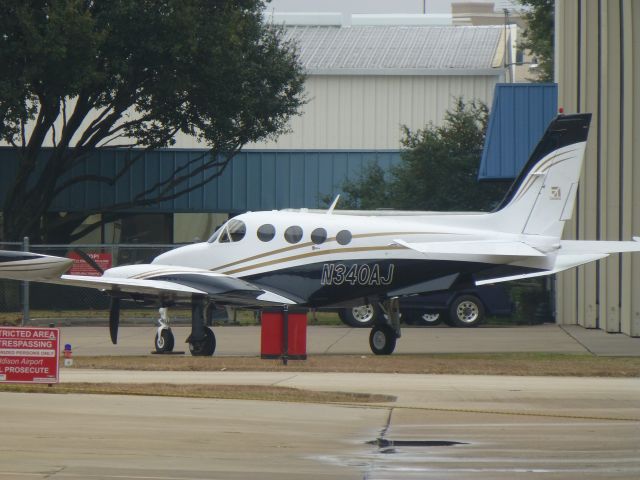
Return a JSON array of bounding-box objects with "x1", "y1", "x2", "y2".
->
[
  {"x1": 207, "y1": 219, "x2": 246, "y2": 243},
  {"x1": 207, "y1": 225, "x2": 224, "y2": 243}
]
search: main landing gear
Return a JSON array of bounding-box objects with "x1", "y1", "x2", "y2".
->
[
  {"x1": 186, "y1": 296, "x2": 216, "y2": 356},
  {"x1": 153, "y1": 296, "x2": 216, "y2": 356},
  {"x1": 369, "y1": 297, "x2": 401, "y2": 355}
]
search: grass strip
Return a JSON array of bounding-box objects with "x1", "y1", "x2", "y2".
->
[
  {"x1": 70, "y1": 353, "x2": 640, "y2": 377},
  {"x1": 0, "y1": 382, "x2": 395, "y2": 404}
]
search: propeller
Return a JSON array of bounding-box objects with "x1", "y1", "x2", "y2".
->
[
  {"x1": 71, "y1": 249, "x2": 105, "y2": 274},
  {"x1": 109, "y1": 297, "x2": 121, "y2": 344}
]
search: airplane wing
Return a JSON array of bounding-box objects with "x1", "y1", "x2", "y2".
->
[
  {"x1": 58, "y1": 272, "x2": 295, "y2": 305},
  {"x1": 0, "y1": 250, "x2": 295, "y2": 306},
  {"x1": 393, "y1": 239, "x2": 546, "y2": 258}
]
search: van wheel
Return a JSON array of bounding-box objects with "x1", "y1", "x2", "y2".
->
[
  {"x1": 403, "y1": 310, "x2": 442, "y2": 326},
  {"x1": 449, "y1": 295, "x2": 485, "y2": 327},
  {"x1": 339, "y1": 304, "x2": 378, "y2": 327},
  {"x1": 419, "y1": 312, "x2": 442, "y2": 326}
]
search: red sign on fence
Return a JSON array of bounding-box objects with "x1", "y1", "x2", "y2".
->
[
  {"x1": 0, "y1": 327, "x2": 59, "y2": 384},
  {"x1": 68, "y1": 252, "x2": 112, "y2": 276}
]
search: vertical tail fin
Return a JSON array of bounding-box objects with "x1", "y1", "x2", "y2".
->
[{"x1": 490, "y1": 113, "x2": 592, "y2": 237}]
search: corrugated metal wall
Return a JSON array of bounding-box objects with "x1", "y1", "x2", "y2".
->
[
  {"x1": 0, "y1": 148, "x2": 399, "y2": 214},
  {"x1": 479, "y1": 83, "x2": 557, "y2": 180},
  {"x1": 230, "y1": 75, "x2": 499, "y2": 150},
  {"x1": 556, "y1": 0, "x2": 640, "y2": 337}
]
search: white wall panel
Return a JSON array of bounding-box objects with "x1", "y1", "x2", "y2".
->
[
  {"x1": 6, "y1": 74, "x2": 498, "y2": 151},
  {"x1": 557, "y1": 0, "x2": 640, "y2": 337},
  {"x1": 243, "y1": 75, "x2": 498, "y2": 150}
]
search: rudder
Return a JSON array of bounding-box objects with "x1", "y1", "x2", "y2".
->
[{"x1": 490, "y1": 113, "x2": 591, "y2": 237}]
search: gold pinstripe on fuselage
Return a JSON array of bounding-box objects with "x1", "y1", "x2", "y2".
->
[
  {"x1": 211, "y1": 231, "x2": 431, "y2": 272},
  {"x1": 222, "y1": 245, "x2": 406, "y2": 276}
]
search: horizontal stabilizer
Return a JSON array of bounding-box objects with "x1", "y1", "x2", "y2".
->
[
  {"x1": 393, "y1": 239, "x2": 545, "y2": 258},
  {"x1": 476, "y1": 253, "x2": 609, "y2": 286},
  {"x1": 559, "y1": 238, "x2": 640, "y2": 254}
]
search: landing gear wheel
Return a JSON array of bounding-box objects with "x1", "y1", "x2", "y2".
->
[
  {"x1": 154, "y1": 328, "x2": 175, "y2": 353},
  {"x1": 449, "y1": 295, "x2": 485, "y2": 327},
  {"x1": 189, "y1": 327, "x2": 216, "y2": 356},
  {"x1": 369, "y1": 324, "x2": 397, "y2": 355}
]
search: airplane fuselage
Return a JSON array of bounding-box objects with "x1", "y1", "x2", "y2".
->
[{"x1": 151, "y1": 210, "x2": 550, "y2": 307}]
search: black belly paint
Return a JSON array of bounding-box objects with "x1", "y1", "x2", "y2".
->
[{"x1": 244, "y1": 259, "x2": 540, "y2": 308}]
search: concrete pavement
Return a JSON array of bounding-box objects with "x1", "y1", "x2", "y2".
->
[
  {"x1": 3, "y1": 372, "x2": 639, "y2": 479},
  {"x1": 54, "y1": 323, "x2": 640, "y2": 357},
  {"x1": 61, "y1": 369, "x2": 640, "y2": 420},
  {"x1": 3, "y1": 323, "x2": 639, "y2": 479}
]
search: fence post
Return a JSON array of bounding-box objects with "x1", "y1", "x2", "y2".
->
[{"x1": 22, "y1": 236, "x2": 29, "y2": 326}]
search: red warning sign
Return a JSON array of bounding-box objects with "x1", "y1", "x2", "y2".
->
[
  {"x1": 0, "y1": 327, "x2": 59, "y2": 383},
  {"x1": 68, "y1": 252, "x2": 112, "y2": 276}
]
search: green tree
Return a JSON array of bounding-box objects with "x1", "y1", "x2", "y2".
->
[
  {"x1": 338, "y1": 163, "x2": 391, "y2": 210},
  {"x1": 340, "y1": 99, "x2": 507, "y2": 212},
  {"x1": 519, "y1": 0, "x2": 554, "y2": 83},
  {"x1": 0, "y1": 0, "x2": 305, "y2": 242}
]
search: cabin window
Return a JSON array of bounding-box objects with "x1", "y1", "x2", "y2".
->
[
  {"x1": 336, "y1": 229, "x2": 352, "y2": 245},
  {"x1": 257, "y1": 224, "x2": 276, "y2": 242},
  {"x1": 219, "y1": 219, "x2": 246, "y2": 243},
  {"x1": 311, "y1": 227, "x2": 327, "y2": 245},
  {"x1": 284, "y1": 225, "x2": 303, "y2": 244}
]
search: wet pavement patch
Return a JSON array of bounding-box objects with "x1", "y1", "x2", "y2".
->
[{"x1": 368, "y1": 438, "x2": 467, "y2": 448}]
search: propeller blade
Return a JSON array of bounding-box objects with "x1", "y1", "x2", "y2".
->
[
  {"x1": 109, "y1": 297, "x2": 121, "y2": 344},
  {"x1": 72, "y1": 249, "x2": 105, "y2": 274}
]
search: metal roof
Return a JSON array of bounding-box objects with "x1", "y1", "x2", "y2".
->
[
  {"x1": 479, "y1": 83, "x2": 558, "y2": 180},
  {"x1": 283, "y1": 25, "x2": 503, "y2": 75}
]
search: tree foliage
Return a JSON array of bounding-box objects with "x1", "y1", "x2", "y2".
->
[
  {"x1": 518, "y1": 0, "x2": 554, "y2": 83},
  {"x1": 339, "y1": 99, "x2": 507, "y2": 212},
  {"x1": 0, "y1": 0, "x2": 306, "y2": 241}
]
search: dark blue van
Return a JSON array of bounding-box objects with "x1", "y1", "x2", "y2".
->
[{"x1": 338, "y1": 284, "x2": 512, "y2": 328}]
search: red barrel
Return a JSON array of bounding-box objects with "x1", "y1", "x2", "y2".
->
[{"x1": 260, "y1": 309, "x2": 307, "y2": 360}]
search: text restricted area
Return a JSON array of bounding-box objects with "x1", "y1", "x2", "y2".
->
[{"x1": 0, "y1": 327, "x2": 59, "y2": 383}]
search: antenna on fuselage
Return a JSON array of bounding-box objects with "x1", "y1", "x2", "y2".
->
[{"x1": 327, "y1": 195, "x2": 340, "y2": 215}]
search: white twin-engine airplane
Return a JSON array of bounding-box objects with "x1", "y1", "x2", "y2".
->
[{"x1": 2, "y1": 113, "x2": 640, "y2": 355}]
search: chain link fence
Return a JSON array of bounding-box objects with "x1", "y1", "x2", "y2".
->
[{"x1": 0, "y1": 242, "x2": 180, "y2": 324}]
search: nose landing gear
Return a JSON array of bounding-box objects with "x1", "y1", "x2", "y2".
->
[{"x1": 154, "y1": 307, "x2": 175, "y2": 353}]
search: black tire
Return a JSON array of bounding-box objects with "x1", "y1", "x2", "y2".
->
[
  {"x1": 339, "y1": 304, "x2": 378, "y2": 328},
  {"x1": 154, "y1": 328, "x2": 175, "y2": 353},
  {"x1": 403, "y1": 310, "x2": 443, "y2": 326},
  {"x1": 189, "y1": 327, "x2": 216, "y2": 356},
  {"x1": 449, "y1": 295, "x2": 485, "y2": 327},
  {"x1": 401, "y1": 310, "x2": 416, "y2": 325},
  {"x1": 368, "y1": 324, "x2": 397, "y2": 355}
]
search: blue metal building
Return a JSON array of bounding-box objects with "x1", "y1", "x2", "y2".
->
[
  {"x1": 479, "y1": 83, "x2": 558, "y2": 180},
  {"x1": 0, "y1": 148, "x2": 400, "y2": 214}
]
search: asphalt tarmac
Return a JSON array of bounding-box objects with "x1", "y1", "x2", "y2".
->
[{"x1": 1, "y1": 324, "x2": 639, "y2": 479}]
